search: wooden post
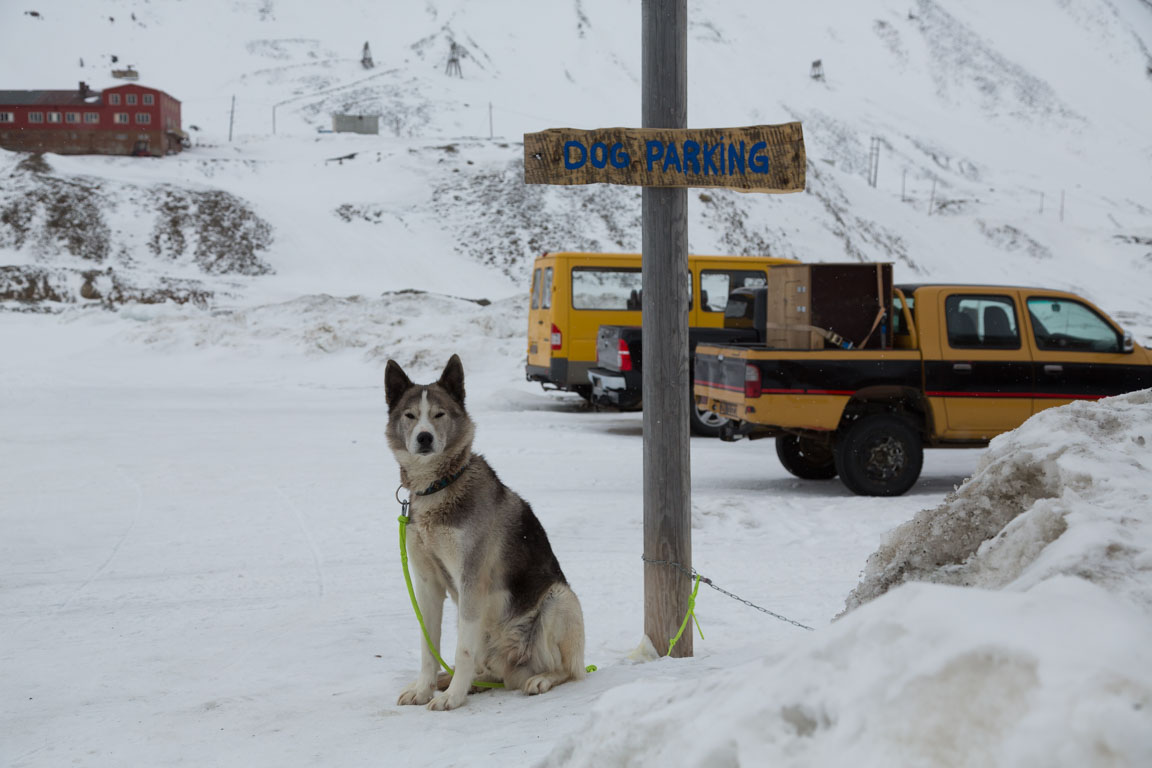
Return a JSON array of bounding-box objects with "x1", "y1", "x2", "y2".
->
[{"x1": 642, "y1": 0, "x2": 692, "y2": 658}]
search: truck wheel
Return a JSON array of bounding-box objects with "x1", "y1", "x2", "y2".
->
[
  {"x1": 775, "y1": 435, "x2": 837, "y2": 480},
  {"x1": 834, "y1": 415, "x2": 923, "y2": 496},
  {"x1": 689, "y1": 402, "x2": 730, "y2": 437}
]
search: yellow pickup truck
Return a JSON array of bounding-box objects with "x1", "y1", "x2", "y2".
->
[{"x1": 695, "y1": 281, "x2": 1151, "y2": 496}]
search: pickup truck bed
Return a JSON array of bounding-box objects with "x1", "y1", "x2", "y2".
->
[{"x1": 695, "y1": 281, "x2": 1151, "y2": 496}]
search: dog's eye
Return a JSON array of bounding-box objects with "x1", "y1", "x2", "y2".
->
[
  {"x1": 433, "y1": 412, "x2": 446, "y2": 419},
  {"x1": 404, "y1": 413, "x2": 416, "y2": 420}
]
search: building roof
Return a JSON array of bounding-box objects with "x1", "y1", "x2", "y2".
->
[{"x1": 0, "y1": 89, "x2": 102, "y2": 106}]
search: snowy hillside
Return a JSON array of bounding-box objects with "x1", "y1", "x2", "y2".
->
[{"x1": 2, "y1": 0, "x2": 1151, "y2": 327}]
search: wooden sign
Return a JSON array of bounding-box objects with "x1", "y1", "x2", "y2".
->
[{"x1": 524, "y1": 123, "x2": 805, "y2": 193}]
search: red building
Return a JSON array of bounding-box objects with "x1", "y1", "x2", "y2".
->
[{"x1": 0, "y1": 82, "x2": 186, "y2": 157}]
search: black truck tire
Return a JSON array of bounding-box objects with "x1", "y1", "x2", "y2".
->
[
  {"x1": 775, "y1": 435, "x2": 838, "y2": 480},
  {"x1": 834, "y1": 414, "x2": 923, "y2": 496}
]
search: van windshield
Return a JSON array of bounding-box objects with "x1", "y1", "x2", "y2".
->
[{"x1": 572, "y1": 267, "x2": 643, "y2": 310}]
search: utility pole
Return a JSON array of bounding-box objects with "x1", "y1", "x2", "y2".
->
[
  {"x1": 489, "y1": 102, "x2": 493, "y2": 140},
  {"x1": 641, "y1": 0, "x2": 692, "y2": 658},
  {"x1": 228, "y1": 95, "x2": 235, "y2": 142}
]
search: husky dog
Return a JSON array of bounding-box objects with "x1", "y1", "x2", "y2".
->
[{"x1": 385, "y1": 355, "x2": 586, "y2": 711}]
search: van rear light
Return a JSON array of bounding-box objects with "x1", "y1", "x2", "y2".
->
[
  {"x1": 617, "y1": 339, "x2": 632, "y2": 372},
  {"x1": 550, "y1": 323, "x2": 562, "y2": 351},
  {"x1": 744, "y1": 364, "x2": 762, "y2": 398}
]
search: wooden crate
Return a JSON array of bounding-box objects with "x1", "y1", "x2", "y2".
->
[{"x1": 763, "y1": 263, "x2": 893, "y2": 349}]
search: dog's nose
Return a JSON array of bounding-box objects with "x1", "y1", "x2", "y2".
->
[{"x1": 416, "y1": 431, "x2": 434, "y2": 450}]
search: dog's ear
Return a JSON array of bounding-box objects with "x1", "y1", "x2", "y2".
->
[
  {"x1": 384, "y1": 359, "x2": 413, "y2": 412},
  {"x1": 437, "y1": 354, "x2": 465, "y2": 405}
]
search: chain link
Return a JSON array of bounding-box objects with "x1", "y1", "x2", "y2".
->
[{"x1": 641, "y1": 555, "x2": 814, "y2": 632}]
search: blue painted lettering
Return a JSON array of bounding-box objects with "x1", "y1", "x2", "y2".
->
[
  {"x1": 748, "y1": 141, "x2": 770, "y2": 174},
  {"x1": 702, "y1": 141, "x2": 721, "y2": 176},
  {"x1": 590, "y1": 142, "x2": 609, "y2": 169},
  {"x1": 610, "y1": 142, "x2": 630, "y2": 168},
  {"x1": 564, "y1": 140, "x2": 587, "y2": 170},
  {"x1": 728, "y1": 141, "x2": 745, "y2": 175},
  {"x1": 646, "y1": 141, "x2": 664, "y2": 171},
  {"x1": 662, "y1": 141, "x2": 682, "y2": 173},
  {"x1": 682, "y1": 140, "x2": 701, "y2": 174}
]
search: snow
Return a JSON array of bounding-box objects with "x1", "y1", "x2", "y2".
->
[{"x1": 3, "y1": 0, "x2": 1152, "y2": 765}]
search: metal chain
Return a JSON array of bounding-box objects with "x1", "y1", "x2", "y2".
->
[{"x1": 641, "y1": 555, "x2": 815, "y2": 632}]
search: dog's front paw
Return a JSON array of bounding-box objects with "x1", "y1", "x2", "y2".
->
[
  {"x1": 427, "y1": 689, "x2": 468, "y2": 711},
  {"x1": 522, "y1": 674, "x2": 556, "y2": 696},
  {"x1": 397, "y1": 680, "x2": 435, "y2": 706}
]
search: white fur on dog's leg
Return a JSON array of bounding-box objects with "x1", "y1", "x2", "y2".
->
[
  {"x1": 397, "y1": 679, "x2": 436, "y2": 706},
  {"x1": 522, "y1": 673, "x2": 559, "y2": 696}
]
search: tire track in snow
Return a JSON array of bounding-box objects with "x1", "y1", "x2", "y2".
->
[
  {"x1": 54, "y1": 465, "x2": 143, "y2": 614},
  {"x1": 271, "y1": 483, "x2": 327, "y2": 598}
]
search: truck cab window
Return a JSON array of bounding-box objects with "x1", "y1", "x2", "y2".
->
[
  {"x1": 945, "y1": 295, "x2": 1020, "y2": 349},
  {"x1": 701, "y1": 270, "x2": 768, "y2": 312},
  {"x1": 1027, "y1": 297, "x2": 1121, "y2": 352}
]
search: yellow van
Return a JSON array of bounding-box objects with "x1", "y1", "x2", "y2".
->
[{"x1": 525, "y1": 251, "x2": 798, "y2": 398}]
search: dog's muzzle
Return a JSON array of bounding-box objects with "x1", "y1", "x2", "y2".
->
[{"x1": 415, "y1": 431, "x2": 434, "y2": 453}]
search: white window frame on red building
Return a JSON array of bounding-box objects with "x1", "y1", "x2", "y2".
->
[{"x1": 135, "y1": 113, "x2": 151, "y2": 125}]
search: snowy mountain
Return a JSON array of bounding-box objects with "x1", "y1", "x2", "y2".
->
[{"x1": 1, "y1": 0, "x2": 1151, "y2": 332}]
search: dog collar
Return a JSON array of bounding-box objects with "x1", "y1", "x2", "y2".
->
[{"x1": 414, "y1": 466, "x2": 467, "y2": 496}]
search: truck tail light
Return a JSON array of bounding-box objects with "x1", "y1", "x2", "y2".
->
[
  {"x1": 617, "y1": 339, "x2": 632, "y2": 372},
  {"x1": 550, "y1": 323, "x2": 562, "y2": 351},
  {"x1": 744, "y1": 364, "x2": 762, "y2": 398}
]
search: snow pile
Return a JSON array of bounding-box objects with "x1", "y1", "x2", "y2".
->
[
  {"x1": 543, "y1": 580, "x2": 1152, "y2": 768},
  {"x1": 542, "y1": 393, "x2": 1152, "y2": 767},
  {"x1": 845, "y1": 389, "x2": 1152, "y2": 611}
]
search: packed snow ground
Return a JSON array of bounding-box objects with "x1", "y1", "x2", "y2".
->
[
  {"x1": 3, "y1": 300, "x2": 1151, "y2": 767},
  {"x1": 1, "y1": 304, "x2": 982, "y2": 767}
]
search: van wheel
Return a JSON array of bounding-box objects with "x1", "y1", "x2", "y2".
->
[
  {"x1": 834, "y1": 415, "x2": 923, "y2": 496},
  {"x1": 776, "y1": 435, "x2": 837, "y2": 480},
  {"x1": 690, "y1": 402, "x2": 729, "y2": 437}
]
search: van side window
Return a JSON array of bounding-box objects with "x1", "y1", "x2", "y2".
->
[
  {"x1": 1027, "y1": 297, "x2": 1121, "y2": 353},
  {"x1": 541, "y1": 267, "x2": 553, "y2": 309},
  {"x1": 700, "y1": 269, "x2": 767, "y2": 312},
  {"x1": 945, "y1": 295, "x2": 1020, "y2": 349},
  {"x1": 530, "y1": 269, "x2": 542, "y2": 310},
  {"x1": 572, "y1": 267, "x2": 643, "y2": 310}
]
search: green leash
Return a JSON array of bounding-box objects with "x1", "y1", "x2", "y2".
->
[
  {"x1": 666, "y1": 573, "x2": 705, "y2": 657},
  {"x1": 396, "y1": 492, "x2": 596, "y2": 691}
]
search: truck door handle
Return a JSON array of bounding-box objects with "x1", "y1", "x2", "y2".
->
[
  {"x1": 952, "y1": 363, "x2": 972, "y2": 373},
  {"x1": 1043, "y1": 364, "x2": 1063, "y2": 374}
]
